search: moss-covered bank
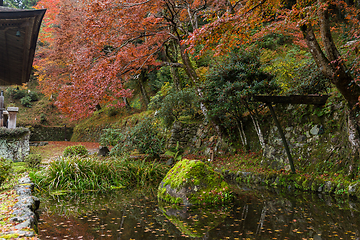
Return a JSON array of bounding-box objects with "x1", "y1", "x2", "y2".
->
[{"x1": 227, "y1": 170, "x2": 360, "y2": 198}]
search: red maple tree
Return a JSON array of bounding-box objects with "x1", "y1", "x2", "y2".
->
[{"x1": 35, "y1": 0, "x2": 225, "y2": 120}]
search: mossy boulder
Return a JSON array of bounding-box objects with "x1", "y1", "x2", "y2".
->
[{"x1": 158, "y1": 159, "x2": 233, "y2": 206}]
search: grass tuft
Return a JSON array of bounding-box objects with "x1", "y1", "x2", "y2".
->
[{"x1": 30, "y1": 156, "x2": 170, "y2": 193}]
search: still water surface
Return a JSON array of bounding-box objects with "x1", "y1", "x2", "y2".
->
[{"x1": 37, "y1": 185, "x2": 360, "y2": 239}]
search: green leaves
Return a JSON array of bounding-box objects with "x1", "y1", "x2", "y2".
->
[
  {"x1": 202, "y1": 50, "x2": 279, "y2": 135},
  {"x1": 100, "y1": 117, "x2": 165, "y2": 158},
  {"x1": 149, "y1": 87, "x2": 200, "y2": 128}
]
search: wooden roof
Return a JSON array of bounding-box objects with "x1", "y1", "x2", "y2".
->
[
  {"x1": 0, "y1": 6, "x2": 46, "y2": 85},
  {"x1": 252, "y1": 95, "x2": 329, "y2": 105}
]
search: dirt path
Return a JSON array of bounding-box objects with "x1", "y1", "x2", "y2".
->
[{"x1": 30, "y1": 141, "x2": 100, "y2": 163}]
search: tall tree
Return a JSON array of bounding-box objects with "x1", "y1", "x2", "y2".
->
[{"x1": 35, "y1": 0, "x2": 218, "y2": 120}]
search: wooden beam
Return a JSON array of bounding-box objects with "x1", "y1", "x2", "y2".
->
[
  {"x1": 252, "y1": 95, "x2": 328, "y2": 105},
  {"x1": 267, "y1": 103, "x2": 296, "y2": 174}
]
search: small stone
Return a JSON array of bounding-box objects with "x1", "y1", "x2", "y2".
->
[
  {"x1": 98, "y1": 146, "x2": 110, "y2": 157},
  {"x1": 195, "y1": 139, "x2": 202, "y2": 148},
  {"x1": 324, "y1": 181, "x2": 332, "y2": 192},
  {"x1": 349, "y1": 182, "x2": 359, "y2": 195},
  {"x1": 297, "y1": 135, "x2": 306, "y2": 142},
  {"x1": 18, "y1": 177, "x2": 32, "y2": 184},
  {"x1": 310, "y1": 125, "x2": 320, "y2": 135},
  {"x1": 15, "y1": 185, "x2": 32, "y2": 196},
  {"x1": 166, "y1": 158, "x2": 174, "y2": 166},
  {"x1": 14, "y1": 219, "x2": 35, "y2": 231}
]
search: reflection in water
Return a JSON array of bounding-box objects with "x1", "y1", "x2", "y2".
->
[
  {"x1": 159, "y1": 202, "x2": 230, "y2": 238},
  {"x1": 37, "y1": 185, "x2": 360, "y2": 239}
]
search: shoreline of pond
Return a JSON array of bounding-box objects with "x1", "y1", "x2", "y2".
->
[{"x1": 222, "y1": 169, "x2": 360, "y2": 199}]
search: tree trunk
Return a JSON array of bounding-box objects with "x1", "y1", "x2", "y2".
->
[
  {"x1": 138, "y1": 70, "x2": 150, "y2": 107},
  {"x1": 178, "y1": 41, "x2": 223, "y2": 137},
  {"x1": 123, "y1": 97, "x2": 131, "y2": 110},
  {"x1": 166, "y1": 41, "x2": 181, "y2": 91},
  {"x1": 244, "y1": 101, "x2": 265, "y2": 149},
  {"x1": 170, "y1": 67, "x2": 181, "y2": 91},
  {"x1": 249, "y1": 111, "x2": 265, "y2": 149},
  {"x1": 236, "y1": 119, "x2": 249, "y2": 151}
]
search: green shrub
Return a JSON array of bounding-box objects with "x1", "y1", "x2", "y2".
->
[
  {"x1": 202, "y1": 50, "x2": 278, "y2": 138},
  {"x1": 101, "y1": 117, "x2": 165, "y2": 158},
  {"x1": 28, "y1": 91, "x2": 39, "y2": 101},
  {"x1": 20, "y1": 95, "x2": 32, "y2": 107},
  {"x1": 6, "y1": 88, "x2": 40, "y2": 108},
  {"x1": 63, "y1": 145, "x2": 89, "y2": 157},
  {"x1": 6, "y1": 87, "x2": 26, "y2": 100},
  {"x1": 30, "y1": 156, "x2": 169, "y2": 192},
  {"x1": 25, "y1": 154, "x2": 42, "y2": 168},
  {"x1": 149, "y1": 87, "x2": 200, "y2": 127},
  {"x1": 0, "y1": 157, "x2": 12, "y2": 187}
]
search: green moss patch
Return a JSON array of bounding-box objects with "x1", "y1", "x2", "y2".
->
[{"x1": 158, "y1": 159, "x2": 233, "y2": 206}]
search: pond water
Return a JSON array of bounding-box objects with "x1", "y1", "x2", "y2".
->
[{"x1": 37, "y1": 185, "x2": 360, "y2": 239}]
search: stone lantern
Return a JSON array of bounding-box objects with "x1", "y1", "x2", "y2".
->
[{"x1": 7, "y1": 106, "x2": 18, "y2": 129}]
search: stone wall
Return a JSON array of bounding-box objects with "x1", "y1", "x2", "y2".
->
[
  {"x1": 167, "y1": 94, "x2": 353, "y2": 172},
  {"x1": 260, "y1": 102, "x2": 351, "y2": 170},
  {"x1": 167, "y1": 121, "x2": 198, "y2": 149},
  {"x1": 167, "y1": 121, "x2": 234, "y2": 158},
  {"x1": 27, "y1": 125, "x2": 73, "y2": 141},
  {"x1": 0, "y1": 127, "x2": 30, "y2": 162}
]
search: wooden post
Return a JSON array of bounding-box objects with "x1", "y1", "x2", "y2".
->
[
  {"x1": 0, "y1": 91, "x2": 4, "y2": 127},
  {"x1": 266, "y1": 103, "x2": 296, "y2": 174}
]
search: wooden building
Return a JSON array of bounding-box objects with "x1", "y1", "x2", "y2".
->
[{"x1": 0, "y1": 5, "x2": 46, "y2": 85}]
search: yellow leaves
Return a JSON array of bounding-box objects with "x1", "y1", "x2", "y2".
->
[{"x1": 195, "y1": 67, "x2": 209, "y2": 82}]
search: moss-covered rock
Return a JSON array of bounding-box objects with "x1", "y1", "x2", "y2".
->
[{"x1": 158, "y1": 159, "x2": 233, "y2": 206}]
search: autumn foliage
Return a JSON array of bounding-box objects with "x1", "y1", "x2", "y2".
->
[{"x1": 34, "y1": 0, "x2": 360, "y2": 120}]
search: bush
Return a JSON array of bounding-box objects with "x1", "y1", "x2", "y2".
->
[
  {"x1": 6, "y1": 87, "x2": 26, "y2": 100},
  {"x1": 202, "y1": 50, "x2": 279, "y2": 137},
  {"x1": 25, "y1": 154, "x2": 42, "y2": 168},
  {"x1": 63, "y1": 145, "x2": 89, "y2": 157},
  {"x1": 100, "y1": 117, "x2": 165, "y2": 158},
  {"x1": 28, "y1": 91, "x2": 39, "y2": 101},
  {"x1": 20, "y1": 95, "x2": 32, "y2": 107},
  {"x1": 6, "y1": 88, "x2": 40, "y2": 108},
  {"x1": 30, "y1": 156, "x2": 170, "y2": 192},
  {"x1": 0, "y1": 157, "x2": 12, "y2": 187},
  {"x1": 149, "y1": 88, "x2": 200, "y2": 127}
]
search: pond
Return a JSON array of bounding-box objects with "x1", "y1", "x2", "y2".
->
[{"x1": 36, "y1": 184, "x2": 360, "y2": 239}]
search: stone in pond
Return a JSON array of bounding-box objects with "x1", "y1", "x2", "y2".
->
[{"x1": 158, "y1": 159, "x2": 233, "y2": 206}]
